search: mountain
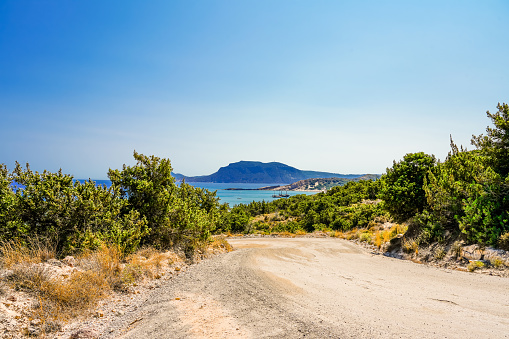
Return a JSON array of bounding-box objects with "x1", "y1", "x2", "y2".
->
[
  {"x1": 179, "y1": 161, "x2": 370, "y2": 184},
  {"x1": 171, "y1": 172, "x2": 185, "y2": 181}
]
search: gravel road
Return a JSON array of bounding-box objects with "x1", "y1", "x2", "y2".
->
[{"x1": 104, "y1": 237, "x2": 509, "y2": 338}]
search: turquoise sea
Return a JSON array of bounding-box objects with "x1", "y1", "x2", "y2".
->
[
  {"x1": 88, "y1": 180, "x2": 316, "y2": 206},
  {"x1": 185, "y1": 182, "x2": 317, "y2": 206}
]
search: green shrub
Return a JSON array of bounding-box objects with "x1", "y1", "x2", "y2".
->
[
  {"x1": 467, "y1": 260, "x2": 485, "y2": 272},
  {"x1": 378, "y1": 152, "x2": 436, "y2": 221}
]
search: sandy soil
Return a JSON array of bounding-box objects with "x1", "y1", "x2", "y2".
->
[{"x1": 99, "y1": 237, "x2": 509, "y2": 338}]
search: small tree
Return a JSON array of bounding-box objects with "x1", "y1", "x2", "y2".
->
[
  {"x1": 471, "y1": 102, "x2": 509, "y2": 177},
  {"x1": 108, "y1": 151, "x2": 177, "y2": 247},
  {"x1": 9, "y1": 162, "x2": 146, "y2": 254},
  {"x1": 108, "y1": 151, "x2": 219, "y2": 249},
  {"x1": 378, "y1": 152, "x2": 436, "y2": 221}
]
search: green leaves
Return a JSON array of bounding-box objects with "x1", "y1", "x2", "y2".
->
[
  {"x1": 378, "y1": 152, "x2": 436, "y2": 221},
  {"x1": 108, "y1": 151, "x2": 219, "y2": 250},
  {"x1": 472, "y1": 103, "x2": 509, "y2": 177}
]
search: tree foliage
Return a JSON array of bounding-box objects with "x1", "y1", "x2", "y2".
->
[
  {"x1": 5, "y1": 162, "x2": 147, "y2": 254},
  {"x1": 227, "y1": 180, "x2": 386, "y2": 233},
  {"x1": 108, "y1": 151, "x2": 220, "y2": 250},
  {"x1": 0, "y1": 151, "x2": 220, "y2": 256},
  {"x1": 378, "y1": 152, "x2": 436, "y2": 221},
  {"x1": 471, "y1": 103, "x2": 509, "y2": 177}
]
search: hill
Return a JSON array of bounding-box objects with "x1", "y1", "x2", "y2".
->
[{"x1": 181, "y1": 161, "x2": 368, "y2": 184}]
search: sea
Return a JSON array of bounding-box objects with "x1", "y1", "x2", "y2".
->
[{"x1": 88, "y1": 180, "x2": 316, "y2": 206}]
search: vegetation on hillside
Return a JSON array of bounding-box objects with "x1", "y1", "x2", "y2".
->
[
  {"x1": 0, "y1": 151, "x2": 220, "y2": 257},
  {"x1": 380, "y1": 103, "x2": 509, "y2": 248},
  {"x1": 217, "y1": 103, "x2": 509, "y2": 252}
]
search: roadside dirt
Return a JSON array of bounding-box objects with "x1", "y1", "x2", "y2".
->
[{"x1": 100, "y1": 238, "x2": 509, "y2": 338}]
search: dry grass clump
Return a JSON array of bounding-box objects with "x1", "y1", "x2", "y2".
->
[
  {"x1": 489, "y1": 256, "x2": 505, "y2": 269},
  {"x1": 450, "y1": 241, "x2": 463, "y2": 259},
  {"x1": 345, "y1": 228, "x2": 359, "y2": 240},
  {"x1": 331, "y1": 223, "x2": 406, "y2": 249},
  {"x1": 467, "y1": 260, "x2": 485, "y2": 272},
  {"x1": 121, "y1": 247, "x2": 181, "y2": 284},
  {"x1": 498, "y1": 232, "x2": 509, "y2": 251},
  {"x1": 402, "y1": 238, "x2": 419, "y2": 254},
  {"x1": 358, "y1": 231, "x2": 372, "y2": 243},
  {"x1": 433, "y1": 246, "x2": 446, "y2": 260},
  {"x1": 276, "y1": 231, "x2": 295, "y2": 238},
  {"x1": 8, "y1": 263, "x2": 52, "y2": 292},
  {"x1": 0, "y1": 239, "x2": 56, "y2": 268},
  {"x1": 330, "y1": 230, "x2": 343, "y2": 238},
  {"x1": 209, "y1": 236, "x2": 234, "y2": 252},
  {"x1": 34, "y1": 270, "x2": 110, "y2": 322},
  {"x1": 1, "y1": 241, "x2": 191, "y2": 328}
]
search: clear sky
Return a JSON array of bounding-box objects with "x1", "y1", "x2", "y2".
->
[{"x1": 1, "y1": 1, "x2": 508, "y2": 179}]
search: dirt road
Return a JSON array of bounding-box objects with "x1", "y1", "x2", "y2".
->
[{"x1": 105, "y1": 238, "x2": 509, "y2": 338}]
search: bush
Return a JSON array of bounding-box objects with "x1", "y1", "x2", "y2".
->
[
  {"x1": 8, "y1": 163, "x2": 147, "y2": 255},
  {"x1": 499, "y1": 232, "x2": 509, "y2": 250},
  {"x1": 378, "y1": 152, "x2": 436, "y2": 221}
]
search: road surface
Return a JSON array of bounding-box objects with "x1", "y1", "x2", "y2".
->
[{"x1": 106, "y1": 237, "x2": 509, "y2": 338}]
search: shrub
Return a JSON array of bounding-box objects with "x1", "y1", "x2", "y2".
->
[
  {"x1": 498, "y1": 232, "x2": 509, "y2": 250},
  {"x1": 378, "y1": 152, "x2": 436, "y2": 221},
  {"x1": 434, "y1": 246, "x2": 446, "y2": 260},
  {"x1": 359, "y1": 231, "x2": 372, "y2": 243},
  {"x1": 402, "y1": 238, "x2": 419, "y2": 254},
  {"x1": 490, "y1": 256, "x2": 505, "y2": 268},
  {"x1": 467, "y1": 260, "x2": 485, "y2": 272}
]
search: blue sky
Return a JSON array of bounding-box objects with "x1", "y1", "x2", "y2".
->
[{"x1": 1, "y1": 1, "x2": 508, "y2": 179}]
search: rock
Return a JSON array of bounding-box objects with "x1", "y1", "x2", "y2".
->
[
  {"x1": 0, "y1": 269, "x2": 13, "y2": 279},
  {"x1": 461, "y1": 245, "x2": 483, "y2": 260},
  {"x1": 483, "y1": 247, "x2": 509, "y2": 262},
  {"x1": 6, "y1": 295, "x2": 16, "y2": 302},
  {"x1": 62, "y1": 256, "x2": 76, "y2": 267},
  {"x1": 46, "y1": 258, "x2": 64, "y2": 267},
  {"x1": 30, "y1": 319, "x2": 42, "y2": 326},
  {"x1": 70, "y1": 328, "x2": 100, "y2": 339},
  {"x1": 27, "y1": 326, "x2": 40, "y2": 337},
  {"x1": 95, "y1": 310, "x2": 104, "y2": 318},
  {"x1": 383, "y1": 234, "x2": 403, "y2": 253},
  {"x1": 43, "y1": 320, "x2": 62, "y2": 333}
]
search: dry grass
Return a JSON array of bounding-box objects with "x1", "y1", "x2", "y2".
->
[
  {"x1": 276, "y1": 231, "x2": 295, "y2": 238},
  {"x1": 1, "y1": 241, "x2": 196, "y2": 329},
  {"x1": 358, "y1": 231, "x2": 372, "y2": 243},
  {"x1": 450, "y1": 241, "x2": 463, "y2": 259},
  {"x1": 499, "y1": 232, "x2": 509, "y2": 251},
  {"x1": 0, "y1": 239, "x2": 56, "y2": 269},
  {"x1": 330, "y1": 230, "x2": 343, "y2": 238},
  {"x1": 209, "y1": 236, "x2": 234, "y2": 252},
  {"x1": 35, "y1": 270, "x2": 110, "y2": 322},
  {"x1": 345, "y1": 228, "x2": 359, "y2": 240},
  {"x1": 333, "y1": 223, "x2": 407, "y2": 249},
  {"x1": 434, "y1": 246, "x2": 446, "y2": 260},
  {"x1": 489, "y1": 256, "x2": 505, "y2": 269},
  {"x1": 402, "y1": 238, "x2": 419, "y2": 254},
  {"x1": 467, "y1": 260, "x2": 485, "y2": 272}
]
